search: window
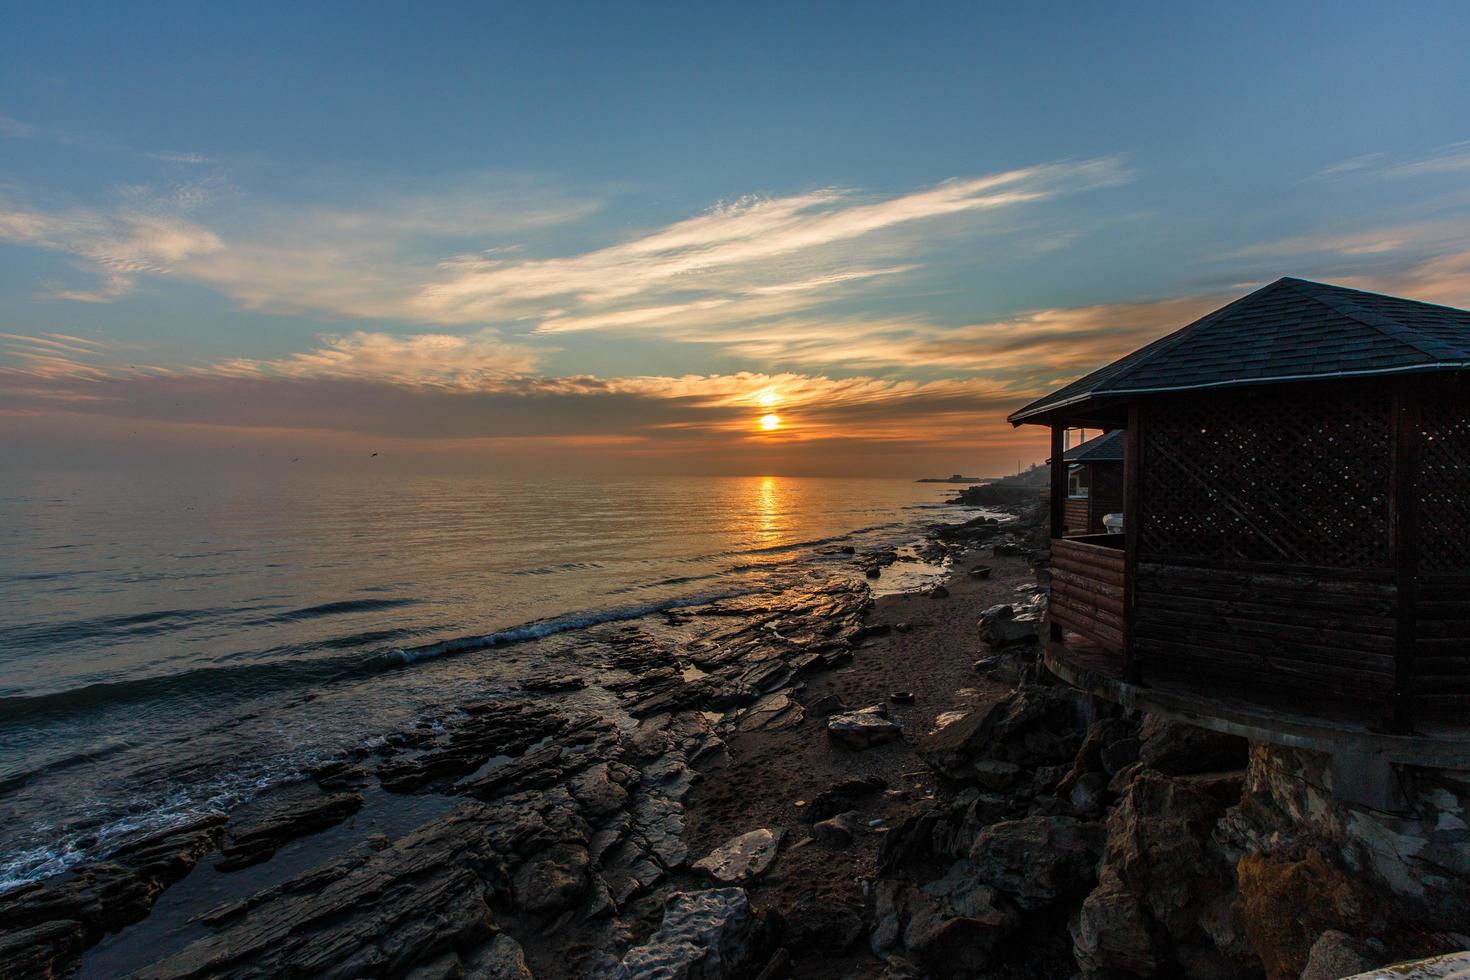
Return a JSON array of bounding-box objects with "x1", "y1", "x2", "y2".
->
[{"x1": 1068, "y1": 464, "x2": 1089, "y2": 498}]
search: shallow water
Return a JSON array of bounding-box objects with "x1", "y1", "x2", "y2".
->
[{"x1": 0, "y1": 472, "x2": 986, "y2": 890}]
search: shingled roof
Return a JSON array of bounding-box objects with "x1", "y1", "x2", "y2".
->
[
  {"x1": 1063, "y1": 429, "x2": 1125, "y2": 463},
  {"x1": 1008, "y1": 277, "x2": 1470, "y2": 425}
]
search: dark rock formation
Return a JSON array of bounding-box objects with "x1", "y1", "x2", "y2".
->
[{"x1": 216, "y1": 791, "x2": 364, "y2": 871}]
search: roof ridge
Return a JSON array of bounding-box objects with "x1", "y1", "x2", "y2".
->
[
  {"x1": 1088, "y1": 280, "x2": 1289, "y2": 393},
  {"x1": 1278, "y1": 278, "x2": 1452, "y2": 359}
]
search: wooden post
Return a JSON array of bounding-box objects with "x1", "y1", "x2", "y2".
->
[
  {"x1": 1050, "y1": 422, "x2": 1067, "y2": 641},
  {"x1": 1050, "y1": 423, "x2": 1067, "y2": 539},
  {"x1": 1384, "y1": 386, "x2": 1422, "y2": 733},
  {"x1": 1122, "y1": 403, "x2": 1142, "y2": 684}
]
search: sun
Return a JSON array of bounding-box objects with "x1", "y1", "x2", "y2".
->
[{"x1": 759, "y1": 413, "x2": 781, "y2": 431}]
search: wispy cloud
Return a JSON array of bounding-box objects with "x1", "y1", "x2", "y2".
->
[
  {"x1": 1317, "y1": 140, "x2": 1470, "y2": 181},
  {"x1": 410, "y1": 159, "x2": 1128, "y2": 325},
  {"x1": 0, "y1": 197, "x2": 223, "y2": 299}
]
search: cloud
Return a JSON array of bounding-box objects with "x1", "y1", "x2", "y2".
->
[
  {"x1": 212, "y1": 328, "x2": 542, "y2": 387},
  {"x1": 409, "y1": 158, "x2": 1128, "y2": 325},
  {"x1": 1317, "y1": 140, "x2": 1470, "y2": 181},
  {"x1": 0, "y1": 198, "x2": 223, "y2": 299}
]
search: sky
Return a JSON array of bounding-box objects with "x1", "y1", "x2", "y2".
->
[{"x1": 3, "y1": 1, "x2": 1470, "y2": 477}]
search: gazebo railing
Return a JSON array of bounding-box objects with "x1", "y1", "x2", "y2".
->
[{"x1": 1050, "y1": 534, "x2": 1126, "y2": 653}]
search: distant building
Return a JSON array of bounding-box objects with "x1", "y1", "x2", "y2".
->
[{"x1": 1056, "y1": 429, "x2": 1124, "y2": 535}]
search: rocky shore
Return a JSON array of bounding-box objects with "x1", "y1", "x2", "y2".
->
[{"x1": 3, "y1": 498, "x2": 1467, "y2": 979}]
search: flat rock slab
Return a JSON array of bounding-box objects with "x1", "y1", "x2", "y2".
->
[
  {"x1": 692, "y1": 828, "x2": 783, "y2": 883},
  {"x1": 738, "y1": 693, "x2": 804, "y2": 732},
  {"x1": 217, "y1": 791, "x2": 364, "y2": 871},
  {"x1": 827, "y1": 705, "x2": 903, "y2": 749}
]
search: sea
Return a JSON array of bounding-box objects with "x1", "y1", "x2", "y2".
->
[{"x1": 0, "y1": 472, "x2": 993, "y2": 893}]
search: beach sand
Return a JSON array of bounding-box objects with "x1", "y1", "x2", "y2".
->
[{"x1": 678, "y1": 549, "x2": 1039, "y2": 979}]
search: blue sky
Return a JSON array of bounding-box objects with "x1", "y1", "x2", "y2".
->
[{"x1": 3, "y1": 1, "x2": 1470, "y2": 474}]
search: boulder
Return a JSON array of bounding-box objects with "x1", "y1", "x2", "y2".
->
[
  {"x1": 827, "y1": 705, "x2": 903, "y2": 749},
  {"x1": 968, "y1": 815, "x2": 1104, "y2": 910},
  {"x1": 981, "y1": 613, "x2": 1041, "y2": 648},
  {"x1": 1234, "y1": 850, "x2": 1375, "y2": 980},
  {"x1": 512, "y1": 842, "x2": 590, "y2": 914},
  {"x1": 917, "y1": 684, "x2": 1085, "y2": 778},
  {"x1": 738, "y1": 693, "x2": 805, "y2": 732},
  {"x1": 807, "y1": 776, "x2": 887, "y2": 821},
  {"x1": 217, "y1": 791, "x2": 365, "y2": 871},
  {"x1": 603, "y1": 888, "x2": 768, "y2": 980},
  {"x1": 813, "y1": 811, "x2": 862, "y2": 848},
  {"x1": 873, "y1": 861, "x2": 1020, "y2": 976},
  {"x1": 691, "y1": 829, "x2": 783, "y2": 884},
  {"x1": 805, "y1": 693, "x2": 847, "y2": 717},
  {"x1": 1071, "y1": 769, "x2": 1252, "y2": 979},
  {"x1": 929, "y1": 585, "x2": 950, "y2": 599},
  {"x1": 1341, "y1": 951, "x2": 1470, "y2": 980},
  {"x1": 1137, "y1": 716, "x2": 1247, "y2": 776},
  {"x1": 783, "y1": 895, "x2": 865, "y2": 953},
  {"x1": 1299, "y1": 930, "x2": 1386, "y2": 980}
]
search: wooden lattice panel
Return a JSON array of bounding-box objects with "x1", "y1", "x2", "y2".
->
[
  {"x1": 1420, "y1": 388, "x2": 1470, "y2": 573},
  {"x1": 1139, "y1": 389, "x2": 1393, "y2": 567}
]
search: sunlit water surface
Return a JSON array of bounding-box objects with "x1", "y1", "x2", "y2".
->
[{"x1": 0, "y1": 472, "x2": 985, "y2": 890}]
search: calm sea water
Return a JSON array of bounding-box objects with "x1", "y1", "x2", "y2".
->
[{"x1": 0, "y1": 472, "x2": 981, "y2": 890}]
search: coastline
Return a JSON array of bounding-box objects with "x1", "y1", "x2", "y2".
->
[{"x1": 1, "y1": 499, "x2": 1040, "y2": 979}]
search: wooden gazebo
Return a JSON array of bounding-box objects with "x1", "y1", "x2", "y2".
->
[{"x1": 1010, "y1": 277, "x2": 1470, "y2": 731}]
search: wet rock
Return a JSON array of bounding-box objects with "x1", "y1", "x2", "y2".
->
[
  {"x1": 692, "y1": 829, "x2": 783, "y2": 884},
  {"x1": 928, "y1": 585, "x2": 950, "y2": 599},
  {"x1": 1137, "y1": 716, "x2": 1247, "y2": 776},
  {"x1": 600, "y1": 887, "x2": 768, "y2": 980},
  {"x1": 216, "y1": 791, "x2": 364, "y2": 871},
  {"x1": 310, "y1": 760, "x2": 371, "y2": 792},
  {"x1": 522, "y1": 673, "x2": 586, "y2": 692},
  {"x1": 0, "y1": 814, "x2": 226, "y2": 977},
  {"x1": 0, "y1": 920, "x2": 87, "y2": 980},
  {"x1": 827, "y1": 705, "x2": 903, "y2": 749},
  {"x1": 376, "y1": 701, "x2": 566, "y2": 793},
  {"x1": 967, "y1": 815, "x2": 1104, "y2": 910},
  {"x1": 993, "y1": 542, "x2": 1023, "y2": 556},
  {"x1": 138, "y1": 804, "x2": 499, "y2": 979}
]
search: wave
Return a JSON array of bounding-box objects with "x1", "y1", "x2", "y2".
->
[
  {"x1": 0, "y1": 605, "x2": 268, "y2": 647},
  {"x1": 0, "y1": 589, "x2": 750, "y2": 726},
  {"x1": 382, "y1": 588, "x2": 747, "y2": 665},
  {"x1": 244, "y1": 597, "x2": 423, "y2": 625}
]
